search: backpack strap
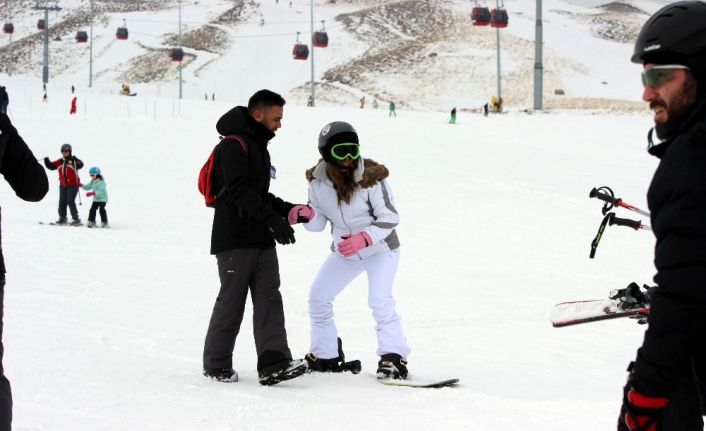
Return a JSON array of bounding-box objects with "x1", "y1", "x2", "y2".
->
[{"x1": 221, "y1": 134, "x2": 248, "y2": 154}]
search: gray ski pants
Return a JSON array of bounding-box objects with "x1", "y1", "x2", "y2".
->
[{"x1": 202, "y1": 248, "x2": 292, "y2": 370}]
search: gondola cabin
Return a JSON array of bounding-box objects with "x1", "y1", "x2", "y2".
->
[
  {"x1": 490, "y1": 9, "x2": 508, "y2": 28},
  {"x1": 37, "y1": 19, "x2": 46, "y2": 31},
  {"x1": 170, "y1": 47, "x2": 184, "y2": 62},
  {"x1": 2, "y1": 23, "x2": 13, "y2": 35},
  {"x1": 116, "y1": 26, "x2": 128, "y2": 40},
  {"x1": 471, "y1": 7, "x2": 491, "y2": 26},
  {"x1": 75, "y1": 30, "x2": 88, "y2": 43},
  {"x1": 312, "y1": 31, "x2": 328, "y2": 48},
  {"x1": 293, "y1": 43, "x2": 309, "y2": 60}
]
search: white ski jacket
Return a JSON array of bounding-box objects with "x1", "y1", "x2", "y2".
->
[{"x1": 304, "y1": 159, "x2": 400, "y2": 259}]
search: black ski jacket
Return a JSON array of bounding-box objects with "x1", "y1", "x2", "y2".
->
[
  {"x1": 632, "y1": 102, "x2": 706, "y2": 400},
  {"x1": 0, "y1": 114, "x2": 49, "y2": 274},
  {"x1": 209, "y1": 106, "x2": 293, "y2": 254}
]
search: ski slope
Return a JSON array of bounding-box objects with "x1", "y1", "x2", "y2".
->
[{"x1": 0, "y1": 78, "x2": 660, "y2": 430}]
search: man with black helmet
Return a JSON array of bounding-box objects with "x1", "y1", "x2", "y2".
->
[
  {"x1": 202, "y1": 89, "x2": 309, "y2": 386},
  {"x1": 43, "y1": 143, "x2": 83, "y2": 226},
  {"x1": 619, "y1": 2, "x2": 706, "y2": 430}
]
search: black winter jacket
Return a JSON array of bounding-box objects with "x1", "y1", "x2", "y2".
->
[
  {"x1": 210, "y1": 106, "x2": 293, "y2": 254},
  {"x1": 0, "y1": 114, "x2": 49, "y2": 274},
  {"x1": 632, "y1": 103, "x2": 706, "y2": 397}
]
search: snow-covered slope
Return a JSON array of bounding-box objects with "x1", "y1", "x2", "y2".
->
[{"x1": 0, "y1": 0, "x2": 678, "y2": 110}]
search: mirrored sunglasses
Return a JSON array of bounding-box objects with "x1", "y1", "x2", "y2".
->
[
  {"x1": 641, "y1": 64, "x2": 689, "y2": 88},
  {"x1": 330, "y1": 143, "x2": 360, "y2": 161}
]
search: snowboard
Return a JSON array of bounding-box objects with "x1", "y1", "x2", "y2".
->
[
  {"x1": 39, "y1": 221, "x2": 83, "y2": 227},
  {"x1": 381, "y1": 378, "x2": 460, "y2": 388},
  {"x1": 551, "y1": 282, "x2": 652, "y2": 328},
  {"x1": 550, "y1": 298, "x2": 649, "y2": 327}
]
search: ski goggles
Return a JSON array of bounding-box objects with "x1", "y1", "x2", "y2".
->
[
  {"x1": 330, "y1": 143, "x2": 360, "y2": 161},
  {"x1": 641, "y1": 64, "x2": 689, "y2": 88}
]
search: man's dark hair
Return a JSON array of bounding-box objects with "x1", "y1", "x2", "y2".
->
[{"x1": 248, "y1": 89, "x2": 286, "y2": 114}]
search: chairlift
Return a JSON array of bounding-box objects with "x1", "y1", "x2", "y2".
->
[
  {"x1": 116, "y1": 19, "x2": 128, "y2": 40},
  {"x1": 293, "y1": 32, "x2": 309, "y2": 60},
  {"x1": 490, "y1": 8, "x2": 509, "y2": 28},
  {"x1": 313, "y1": 20, "x2": 328, "y2": 48},
  {"x1": 3, "y1": 23, "x2": 13, "y2": 35},
  {"x1": 471, "y1": 7, "x2": 491, "y2": 26},
  {"x1": 75, "y1": 30, "x2": 88, "y2": 43},
  {"x1": 170, "y1": 47, "x2": 184, "y2": 62},
  {"x1": 37, "y1": 19, "x2": 46, "y2": 31}
]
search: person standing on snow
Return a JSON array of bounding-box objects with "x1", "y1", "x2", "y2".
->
[
  {"x1": 449, "y1": 107, "x2": 457, "y2": 124},
  {"x1": 69, "y1": 97, "x2": 77, "y2": 115},
  {"x1": 0, "y1": 114, "x2": 49, "y2": 431},
  {"x1": 618, "y1": 2, "x2": 706, "y2": 430},
  {"x1": 43, "y1": 143, "x2": 83, "y2": 226},
  {"x1": 0, "y1": 87, "x2": 8, "y2": 115},
  {"x1": 299, "y1": 121, "x2": 411, "y2": 380},
  {"x1": 82, "y1": 167, "x2": 108, "y2": 228},
  {"x1": 202, "y1": 89, "x2": 310, "y2": 386},
  {"x1": 388, "y1": 101, "x2": 396, "y2": 117}
]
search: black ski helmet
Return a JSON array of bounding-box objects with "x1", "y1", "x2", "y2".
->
[
  {"x1": 632, "y1": 1, "x2": 706, "y2": 76},
  {"x1": 60, "y1": 143, "x2": 72, "y2": 153},
  {"x1": 318, "y1": 121, "x2": 359, "y2": 161}
]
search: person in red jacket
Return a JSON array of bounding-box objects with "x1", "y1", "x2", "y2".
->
[
  {"x1": 69, "y1": 97, "x2": 77, "y2": 115},
  {"x1": 43, "y1": 143, "x2": 83, "y2": 225}
]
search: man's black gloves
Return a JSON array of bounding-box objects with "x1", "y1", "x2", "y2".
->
[{"x1": 267, "y1": 215, "x2": 296, "y2": 245}]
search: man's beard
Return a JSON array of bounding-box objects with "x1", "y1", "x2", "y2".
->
[{"x1": 652, "y1": 75, "x2": 698, "y2": 139}]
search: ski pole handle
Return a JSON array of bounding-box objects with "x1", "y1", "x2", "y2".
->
[
  {"x1": 589, "y1": 187, "x2": 618, "y2": 204},
  {"x1": 608, "y1": 215, "x2": 642, "y2": 230}
]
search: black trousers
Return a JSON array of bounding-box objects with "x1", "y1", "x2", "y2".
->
[
  {"x1": 203, "y1": 248, "x2": 292, "y2": 372},
  {"x1": 88, "y1": 202, "x2": 107, "y2": 223},
  {"x1": 58, "y1": 186, "x2": 79, "y2": 221},
  {"x1": 0, "y1": 277, "x2": 11, "y2": 431}
]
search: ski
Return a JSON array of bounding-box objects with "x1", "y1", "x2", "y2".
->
[
  {"x1": 551, "y1": 282, "x2": 652, "y2": 328},
  {"x1": 381, "y1": 378, "x2": 459, "y2": 388},
  {"x1": 39, "y1": 221, "x2": 83, "y2": 227}
]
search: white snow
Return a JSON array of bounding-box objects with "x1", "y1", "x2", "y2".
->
[{"x1": 0, "y1": 0, "x2": 673, "y2": 430}]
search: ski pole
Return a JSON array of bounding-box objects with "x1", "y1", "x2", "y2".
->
[{"x1": 589, "y1": 187, "x2": 650, "y2": 218}]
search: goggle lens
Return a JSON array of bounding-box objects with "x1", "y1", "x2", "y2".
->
[
  {"x1": 641, "y1": 65, "x2": 689, "y2": 88},
  {"x1": 330, "y1": 143, "x2": 360, "y2": 160}
]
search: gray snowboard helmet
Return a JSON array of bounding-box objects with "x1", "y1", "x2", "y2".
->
[
  {"x1": 60, "y1": 143, "x2": 72, "y2": 153},
  {"x1": 318, "y1": 121, "x2": 359, "y2": 162}
]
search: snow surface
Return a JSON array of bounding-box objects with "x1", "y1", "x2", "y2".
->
[{"x1": 0, "y1": 0, "x2": 673, "y2": 430}]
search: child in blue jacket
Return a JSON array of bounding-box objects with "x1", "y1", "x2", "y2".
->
[{"x1": 82, "y1": 166, "x2": 109, "y2": 228}]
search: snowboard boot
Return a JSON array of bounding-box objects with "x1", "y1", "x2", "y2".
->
[
  {"x1": 86, "y1": 221, "x2": 97, "y2": 228},
  {"x1": 376, "y1": 353, "x2": 408, "y2": 380},
  {"x1": 101, "y1": 222, "x2": 110, "y2": 229},
  {"x1": 258, "y1": 359, "x2": 308, "y2": 386},
  {"x1": 69, "y1": 219, "x2": 82, "y2": 226},
  {"x1": 54, "y1": 218, "x2": 68, "y2": 225},
  {"x1": 203, "y1": 367, "x2": 238, "y2": 383},
  {"x1": 305, "y1": 338, "x2": 361, "y2": 374}
]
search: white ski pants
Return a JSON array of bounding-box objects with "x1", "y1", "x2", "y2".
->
[{"x1": 308, "y1": 249, "x2": 411, "y2": 359}]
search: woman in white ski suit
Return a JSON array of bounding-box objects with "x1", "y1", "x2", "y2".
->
[{"x1": 299, "y1": 121, "x2": 411, "y2": 377}]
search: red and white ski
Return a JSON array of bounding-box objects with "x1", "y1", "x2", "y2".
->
[{"x1": 550, "y1": 298, "x2": 649, "y2": 327}]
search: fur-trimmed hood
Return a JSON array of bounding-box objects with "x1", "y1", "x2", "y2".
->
[{"x1": 305, "y1": 158, "x2": 389, "y2": 188}]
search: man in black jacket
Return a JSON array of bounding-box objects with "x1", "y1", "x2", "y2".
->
[
  {"x1": 0, "y1": 114, "x2": 49, "y2": 431},
  {"x1": 618, "y1": 2, "x2": 706, "y2": 430},
  {"x1": 202, "y1": 89, "x2": 312, "y2": 386}
]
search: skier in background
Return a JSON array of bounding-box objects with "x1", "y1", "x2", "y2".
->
[
  {"x1": 69, "y1": 97, "x2": 77, "y2": 115},
  {"x1": 388, "y1": 101, "x2": 396, "y2": 117},
  {"x1": 618, "y1": 2, "x2": 706, "y2": 430},
  {"x1": 0, "y1": 114, "x2": 49, "y2": 431},
  {"x1": 82, "y1": 166, "x2": 109, "y2": 228},
  {"x1": 0, "y1": 87, "x2": 8, "y2": 115},
  {"x1": 43, "y1": 143, "x2": 83, "y2": 226},
  {"x1": 449, "y1": 107, "x2": 457, "y2": 124},
  {"x1": 300, "y1": 121, "x2": 411, "y2": 380}
]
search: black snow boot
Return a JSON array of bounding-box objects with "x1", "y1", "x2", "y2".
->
[
  {"x1": 377, "y1": 353, "x2": 408, "y2": 380},
  {"x1": 257, "y1": 350, "x2": 308, "y2": 386},
  {"x1": 203, "y1": 367, "x2": 238, "y2": 383},
  {"x1": 305, "y1": 338, "x2": 361, "y2": 374}
]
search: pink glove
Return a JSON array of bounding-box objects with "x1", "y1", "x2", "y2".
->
[
  {"x1": 338, "y1": 232, "x2": 372, "y2": 257},
  {"x1": 86, "y1": 191, "x2": 95, "y2": 197},
  {"x1": 288, "y1": 205, "x2": 315, "y2": 224}
]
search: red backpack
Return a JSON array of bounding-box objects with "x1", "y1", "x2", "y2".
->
[{"x1": 198, "y1": 135, "x2": 247, "y2": 207}]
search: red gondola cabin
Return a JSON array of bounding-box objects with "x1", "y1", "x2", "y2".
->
[
  {"x1": 313, "y1": 31, "x2": 328, "y2": 48},
  {"x1": 293, "y1": 43, "x2": 309, "y2": 60},
  {"x1": 76, "y1": 31, "x2": 88, "y2": 43},
  {"x1": 170, "y1": 48, "x2": 184, "y2": 62},
  {"x1": 37, "y1": 19, "x2": 46, "y2": 31},
  {"x1": 472, "y1": 7, "x2": 491, "y2": 26},
  {"x1": 116, "y1": 26, "x2": 128, "y2": 40},
  {"x1": 490, "y1": 8, "x2": 509, "y2": 28},
  {"x1": 3, "y1": 23, "x2": 13, "y2": 35}
]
